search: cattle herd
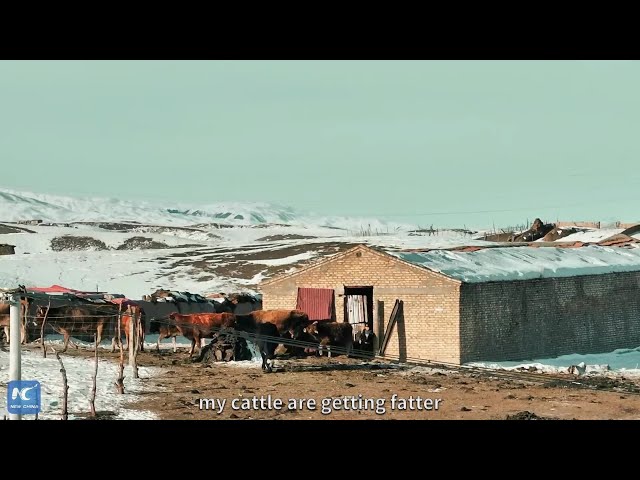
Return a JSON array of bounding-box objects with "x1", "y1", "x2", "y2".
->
[{"x1": 0, "y1": 289, "x2": 376, "y2": 373}]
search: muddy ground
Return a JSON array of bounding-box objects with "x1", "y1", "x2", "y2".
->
[{"x1": 49, "y1": 346, "x2": 640, "y2": 420}]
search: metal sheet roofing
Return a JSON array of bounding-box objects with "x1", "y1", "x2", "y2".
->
[{"x1": 389, "y1": 245, "x2": 640, "y2": 283}]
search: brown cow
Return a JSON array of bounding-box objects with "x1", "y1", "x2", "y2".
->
[
  {"x1": 156, "y1": 323, "x2": 181, "y2": 353},
  {"x1": 0, "y1": 299, "x2": 29, "y2": 344},
  {"x1": 35, "y1": 304, "x2": 118, "y2": 353},
  {"x1": 168, "y1": 312, "x2": 236, "y2": 357},
  {"x1": 250, "y1": 309, "x2": 310, "y2": 335},
  {"x1": 111, "y1": 304, "x2": 146, "y2": 353},
  {"x1": 305, "y1": 321, "x2": 353, "y2": 358}
]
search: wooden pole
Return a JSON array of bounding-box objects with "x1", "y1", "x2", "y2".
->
[
  {"x1": 8, "y1": 295, "x2": 21, "y2": 420},
  {"x1": 41, "y1": 301, "x2": 50, "y2": 358},
  {"x1": 129, "y1": 308, "x2": 139, "y2": 379},
  {"x1": 379, "y1": 300, "x2": 401, "y2": 356},
  {"x1": 90, "y1": 333, "x2": 98, "y2": 417},
  {"x1": 115, "y1": 307, "x2": 125, "y2": 394},
  {"x1": 136, "y1": 307, "x2": 143, "y2": 353},
  {"x1": 374, "y1": 300, "x2": 384, "y2": 356},
  {"x1": 134, "y1": 308, "x2": 140, "y2": 373},
  {"x1": 20, "y1": 298, "x2": 28, "y2": 345},
  {"x1": 51, "y1": 347, "x2": 69, "y2": 420}
]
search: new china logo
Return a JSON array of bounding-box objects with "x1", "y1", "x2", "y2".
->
[{"x1": 7, "y1": 380, "x2": 41, "y2": 415}]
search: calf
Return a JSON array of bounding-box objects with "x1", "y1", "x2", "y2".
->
[
  {"x1": 305, "y1": 321, "x2": 353, "y2": 358},
  {"x1": 151, "y1": 320, "x2": 180, "y2": 353}
]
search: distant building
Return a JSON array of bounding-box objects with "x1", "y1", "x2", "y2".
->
[
  {"x1": 260, "y1": 244, "x2": 640, "y2": 365},
  {"x1": 17, "y1": 220, "x2": 43, "y2": 225},
  {"x1": 0, "y1": 244, "x2": 15, "y2": 255}
]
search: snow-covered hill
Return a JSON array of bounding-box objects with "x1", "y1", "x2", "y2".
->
[
  {"x1": 0, "y1": 187, "x2": 416, "y2": 232},
  {"x1": 0, "y1": 187, "x2": 485, "y2": 297}
]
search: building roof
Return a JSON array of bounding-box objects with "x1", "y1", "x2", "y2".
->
[
  {"x1": 260, "y1": 244, "x2": 456, "y2": 287},
  {"x1": 390, "y1": 245, "x2": 640, "y2": 283},
  {"x1": 260, "y1": 243, "x2": 640, "y2": 288},
  {"x1": 26, "y1": 284, "x2": 89, "y2": 294}
]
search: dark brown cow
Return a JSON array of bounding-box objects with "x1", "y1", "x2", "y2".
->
[
  {"x1": 248, "y1": 309, "x2": 310, "y2": 355},
  {"x1": 305, "y1": 321, "x2": 353, "y2": 357},
  {"x1": 233, "y1": 314, "x2": 280, "y2": 372},
  {"x1": 35, "y1": 304, "x2": 118, "y2": 353},
  {"x1": 215, "y1": 298, "x2": 235, "y2": 313},
  {"x1": 168, "y1": 312, "x2": 236, "y2": 357}
]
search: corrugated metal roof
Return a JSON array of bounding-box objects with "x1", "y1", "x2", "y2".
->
[{"x1": 390, "y1": 245, "x2": 640, "y2": 283}]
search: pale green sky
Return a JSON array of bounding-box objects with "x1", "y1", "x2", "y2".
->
[{"x1": 1, "y1": 60, "x2": 639, "y2": 227}]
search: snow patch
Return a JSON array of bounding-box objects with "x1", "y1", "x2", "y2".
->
[
  {"x1": 247, "y1": 251, "x2": 317, "y2": 266},
  {"x1": 0, "y1": 249, "x2": 232, "y2": 299},
  {"x1": 556, "y1": 228, "x2": 624, "y2": 243},
  {"x1": 467, "y1": 345, "x2": 640, "y2": 377},
  {"x1": 0, "y1": 348, "x2": 161, "y2": 420}
]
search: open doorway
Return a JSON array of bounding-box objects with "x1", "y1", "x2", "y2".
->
[{"x1": 344, "y1": 286, "x2": 373, "y2": 333}]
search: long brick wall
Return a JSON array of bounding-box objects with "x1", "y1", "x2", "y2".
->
[
  {"x1": 459, "y1": 271, "x2": 640, "y2": 363},
  {"x1": 261, "y1": 246, "x2": 462, "y2": 364}
]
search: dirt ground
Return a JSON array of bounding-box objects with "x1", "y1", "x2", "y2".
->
[{"x1": 57, "y1": 346, "x2": 640, "y2": 420}]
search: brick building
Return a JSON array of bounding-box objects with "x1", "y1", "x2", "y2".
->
[{"x1": 260, "y1": 244, "x2": 640, "y2": 365}]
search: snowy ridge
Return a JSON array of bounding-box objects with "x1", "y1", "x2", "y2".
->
[{"x1": 0, "y1": 187, "x2": 417, "y2": 231}]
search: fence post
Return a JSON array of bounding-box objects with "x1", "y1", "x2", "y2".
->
[
  {"x1": 115, "y1": 307, "x2": 125, "y2": 394},
  {"x1": 41, "y1": 300, "x2": 50, "y2": 358},
  {"x1": 374, "y1": 300, "x2": 384, "y2": 356},
  {"x1": 129, "y1": 309, "x2": 139, "y2": 379},
  {"x1": 9, "y1": 294, "x2": 22, "y2": 420}
]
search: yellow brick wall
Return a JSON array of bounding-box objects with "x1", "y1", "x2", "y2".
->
[
  {"x1": 381, "y1": 292, "x2": 461, "y2": 365},
  {"x1": 261, "y1": 246, "x2": 462, "y2": 363},
  {"x1": 263, "y1": 293, "x2": 298, "y2": 311}
]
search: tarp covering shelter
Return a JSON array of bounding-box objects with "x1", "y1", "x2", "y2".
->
[
  {"x1": 26, "y1": 284, "x2": 113, "y2": 296},
  {"x1": 26, "y1": 284, "x2": 85, "y2": 294}
]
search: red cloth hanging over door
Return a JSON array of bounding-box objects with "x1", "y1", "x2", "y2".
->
[{"x1": 296, "y1": 287, "x2": 335, "y2": 321}]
